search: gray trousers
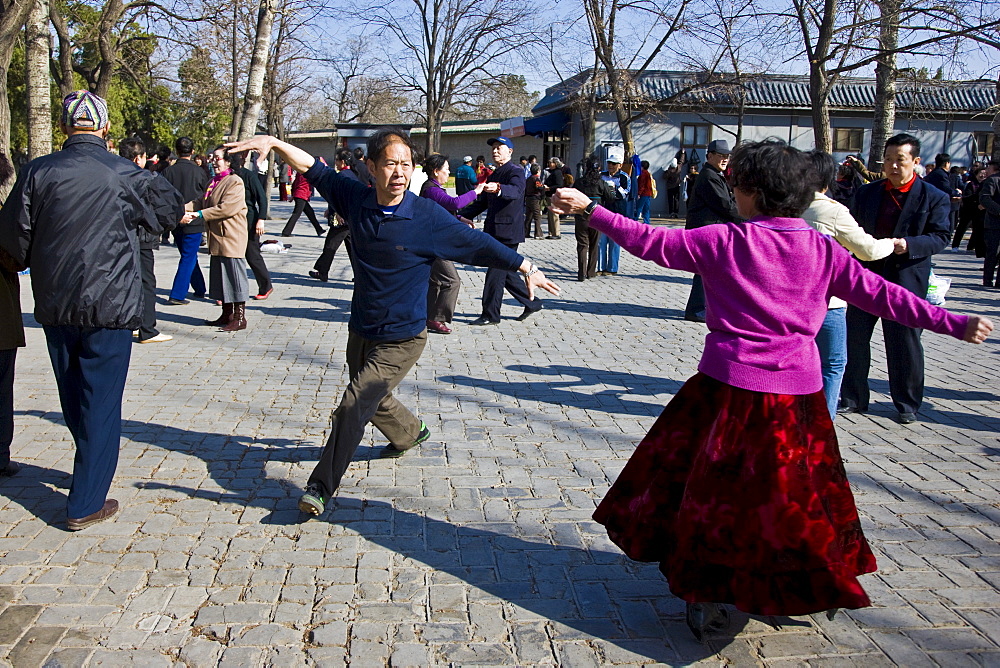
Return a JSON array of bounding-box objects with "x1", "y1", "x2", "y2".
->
[
  {"x1": 427, "y1": 259, "x2": 461, "y2": 323},
  {"x1": 307, "y1": 330, "x2": 427, "y2": 495}
]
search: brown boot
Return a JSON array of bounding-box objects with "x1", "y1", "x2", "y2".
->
[
  {"x1": 204, "y1": 302, "x2": 233, "y2": 326},
  {"x1": 219, "y1": 302, "x2": 246, "y2": 332}
]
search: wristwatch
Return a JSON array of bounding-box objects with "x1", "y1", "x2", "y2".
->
[{"x1": 583, "y1": 200, "x2": 598, "y2": 215}]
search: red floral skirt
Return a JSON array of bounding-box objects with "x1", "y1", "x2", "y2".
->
[{"x1": 593, "y1": 373, "x2": 877, "y2": 616}]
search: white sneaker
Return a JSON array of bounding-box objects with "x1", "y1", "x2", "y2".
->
[{"x1": 138, "y1": 333, "x2": 173, "y2": 343}]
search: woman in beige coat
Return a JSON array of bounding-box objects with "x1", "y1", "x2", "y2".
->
[
  {"x1": 802, "y1": 151, "x2": 898, "y2": 419},
  {"x1": 181, "y1": 147, "x2": 249, "y2": 331}
]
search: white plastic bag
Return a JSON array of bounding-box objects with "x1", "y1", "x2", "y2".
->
[{"x1": 926, "y1": 271, "x2": 951, "y2": 306}]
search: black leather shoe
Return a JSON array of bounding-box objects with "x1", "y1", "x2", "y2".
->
[
  {"x1": 898, "y1": 412, "x2": 917, "y2": 424},
  {"x1": 0, "y1": 461, "x2": 20, "y2": 477},
  {"x1": 516, "y1": 307, "x2": 539, "y2": 321},
  {"x1": 469, "y1": 317, "x2": 500, "y2": 326},
  {"x1": 683, "y1": 313, "x2": 706, "y2": 323},
  {"x1": 837, "y1": 405, "x2": 865, "y2": 415}
]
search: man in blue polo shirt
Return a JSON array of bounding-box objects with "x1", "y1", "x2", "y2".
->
[{"x1": 228, "y1": 128, "x2": 559, "y2": 516}]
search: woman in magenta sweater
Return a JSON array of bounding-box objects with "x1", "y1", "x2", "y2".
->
[
  {"x1": 419, "y1": 154, "x2": 484, "y2": 334},
  {"x1": 550, "y1": 140, "x2": 993, "y2": 641}
]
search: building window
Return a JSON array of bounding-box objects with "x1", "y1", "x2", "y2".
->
[
  {"x1": 832, "y1": 127, "x2": 864, "y2": 153},
  {"x1": 681, "y1": 124, "x2": 710, "y2": 148},
  {"x1": 973, "y1": 132, "x2": 995, "y2": 158}
]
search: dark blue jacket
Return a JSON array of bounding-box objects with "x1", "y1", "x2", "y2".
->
[
  {"x1": 0, "y1": 134, "x2": 162, "y2": 329},
  {"x1": 305, "y1": 159, "x2": 523, "y2": 341},
  {"x1": 850, "y1": 176, "x2": 950, "y2": 296},
  {"x1": 457, "y1": 160, "x2": 525, "y2": 244}
]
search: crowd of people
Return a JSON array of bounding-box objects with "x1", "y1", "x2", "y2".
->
[{"x1": 0, "y1": 89, "x2": 996, "y2": 643}]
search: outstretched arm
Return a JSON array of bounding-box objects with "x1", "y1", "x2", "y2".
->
[{"x1": 226, "y1": 136, "x2": 314, "y2": 175}]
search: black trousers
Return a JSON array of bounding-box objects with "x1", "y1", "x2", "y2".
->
[
  {"x1": 282, "y1": 198, "x2": 323, "y2": 236},
  {"x1": 314, "y1": 226, "x2": 352, "y2": 277},
  {"x1": 575, "y1": 217, "x2": 599, "y2": 280},
  {"x1": 0, "y1": 348, "x2": 14, "y2": 468},
  {"x1": 245, "y1": 233, "x2": 272, "y2": 295},
  {"x1": 685, "y1": 274, "x2": 706, "y2": 318},
  {"x1": 524, "y1": 198, "x2": 543, "y2": 238},
  {"x1": 480, "y1": 242, "x2": 539, "y2": 321},
  {"x1": 138, "y1": 247, "x2": 159, "y2": 340},
  {"x1": 841, "y1": 305, "x2": 924, "y2": 414},
  {"x1": 667, "y1": 187, "x2": 680, "y2": 215},
  {"x1": 984, "y1": 228, "x2": 1000, "y2": 287}
]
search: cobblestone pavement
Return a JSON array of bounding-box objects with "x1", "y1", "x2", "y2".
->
[{"x1": 1, "y1": 198, "x2": 998, "y2": 667}]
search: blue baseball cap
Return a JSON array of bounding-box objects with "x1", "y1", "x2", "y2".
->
[{"x1": 487, "y1": 137, "x2": 514, "y2": 149}]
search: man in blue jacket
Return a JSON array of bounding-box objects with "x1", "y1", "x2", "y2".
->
[
  {"x1": 228, "y1": 128, "x2": 559, "y2": 516},
  {"x1": 459, "y1": 137, "x2": 544, "y2": 325},
  {"x1": 839, "y1": 134, "x2": 951, "y2": 424},
  {"x1": 0, "y1": 91, "x2": 172, "y2": 530}
]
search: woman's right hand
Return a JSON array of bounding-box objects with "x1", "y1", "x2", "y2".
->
[{"x1": 964, "y1": 315, "x2": 994, "y2": 344}]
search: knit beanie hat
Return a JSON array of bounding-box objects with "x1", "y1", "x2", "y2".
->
[{"x1": 62, "y1": 90, "x2": 110, "y2": 131}]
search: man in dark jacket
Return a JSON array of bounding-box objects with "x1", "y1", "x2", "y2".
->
[
  {"x1": 231, "y1": 152, "x2": 274, "y2": 299},
  {"x1": 979, "y1": 160, "x2": 1000, "y2": 287},
  {"x1": 0, "y1": 91, "x2": 164, "y2": 530},
  {"x1": 162, "y1": 136, "x2": 210, "y2": 305},
  {"x1": 459, "y1": 137, "x2": 543, "y2": 324},
  {"x1": 683, "y1": 139, "x2": 740, "y2": 322},
  {"x1": 923, "y1": 153, "x2": 962, "y2": 232},
  {"x1": 839, "y1": 134, "x2": 951, "y2": 424},
  {"x1": 119, "y1": 138, "x2": 183, "y2": 343}
]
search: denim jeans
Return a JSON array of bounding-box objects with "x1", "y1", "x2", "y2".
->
[
  {"x1": 598, "y1": 234, "x2": 621, "y2": 273},
  {"x1": 169, "y1": 232, "x2": 206, "y2": 300},
  {"x1": 815, "y1": 307, "x2": 847, "y2": 420},
  {"x1": 637, "y1": 195, "x2": 652, "y2": 225}
]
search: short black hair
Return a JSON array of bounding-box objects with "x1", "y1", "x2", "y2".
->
[
  {"x1": 423, "y1": 153, "x2": 448, "y2": 177},
  {"x1": 640, "y1": 160, "x2": 649, "y2": 170},
  {"x1": 806, "y1": 150, "x2": 838, "y2": 193},
  {"x1": 476, "y1": 155, "x2": 485, "y2": 163},
  {"x1": 935, "y1": 153, "x2": 951, "y2": 168},
  {"x1": 353, "y1": 147, "x2": 365, "y2": 161},
  {"x1": 527, "y1": 154, "x2": 536, "y2": 162},
  {"x1": 175, "y1": 136, "x2": 195, "y2": 156},
  {"x1": 155, "y1": 144, "x2": 171, "y2": 162},
  {"x1": 884, "y1": 133, "x2": 921, "y2": 158},
  {"x1": 729, "y1": 139, "x2": 814, "y2": 217},
  {"x1": 119, "y1": 137, "x2": 146, "y2": 162},
  {"x1": 366, "y1": 126, "x2": 416, "y2": 164},
  {"x1": 519, "y1": 155, "x2": 527, "y2": 162},
  {"x1": 335, "y1": 148, "x2": 354, "y2": 165}
]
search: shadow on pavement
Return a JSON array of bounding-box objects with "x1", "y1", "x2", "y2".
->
[{"x1": 439, "y1": 363, "x2": 678, "y2": 417}]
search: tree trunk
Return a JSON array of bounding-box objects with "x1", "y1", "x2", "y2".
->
[
  {"x1": 26, "y1": 0, "x2": 51, "y2": 159},
  {"x1": 809, "y1": 69, "x2": 832, "y2": 152},
  {"x1": 49, "y1": 2, "x2": 74, "y2": 97},
  {"x1": 868, "y1": 0, "x2": 900, "y2": 170},
  {"x1": 237, "y1": 0, "x2": 277, "y2": 141},
  {"x1": 0, "y1": 0, "x2": 35, "y2": 184},
  {"x1": 993, "y1": 71, "x2": 1000, "y2": 163},
  {"x1": 424, "y1": 95, "x2": 441, "y2": 156},
  {"x1": 228, "y1": 3, "x2": 241, "y2": 140}
]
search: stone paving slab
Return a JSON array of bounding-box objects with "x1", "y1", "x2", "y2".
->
[{"x1": 0, "y1": 198, "x2": 997, "y2": 666}]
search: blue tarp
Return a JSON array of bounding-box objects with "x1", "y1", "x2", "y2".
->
[{"x1": 523, "y1": 112, "x2": 570, "y2": 137}]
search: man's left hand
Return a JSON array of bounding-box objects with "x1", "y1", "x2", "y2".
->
[
  {"x1": 524, "y1": 269, "x2": 560, "y2": 301},
  {"x1": 893, "y1": 238, "x2": 908, "y2": 254}
]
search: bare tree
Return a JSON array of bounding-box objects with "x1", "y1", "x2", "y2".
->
[
  {"x1": 365, "y1": 0, "x2": 538, "y2": 155},
  {"x1": 26, "y1": 0, "x2": 50, "y2": 159},
  {"x1": 582, "y1": 0, "x2": 693, "y2": 157},
  {"x1": 236, "y1": 0, "x2": 277, "y2": 141}
]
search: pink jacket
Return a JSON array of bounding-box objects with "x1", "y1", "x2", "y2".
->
[{"x1": 589, "y1": 208, "x2": 968, "y2": 395}]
